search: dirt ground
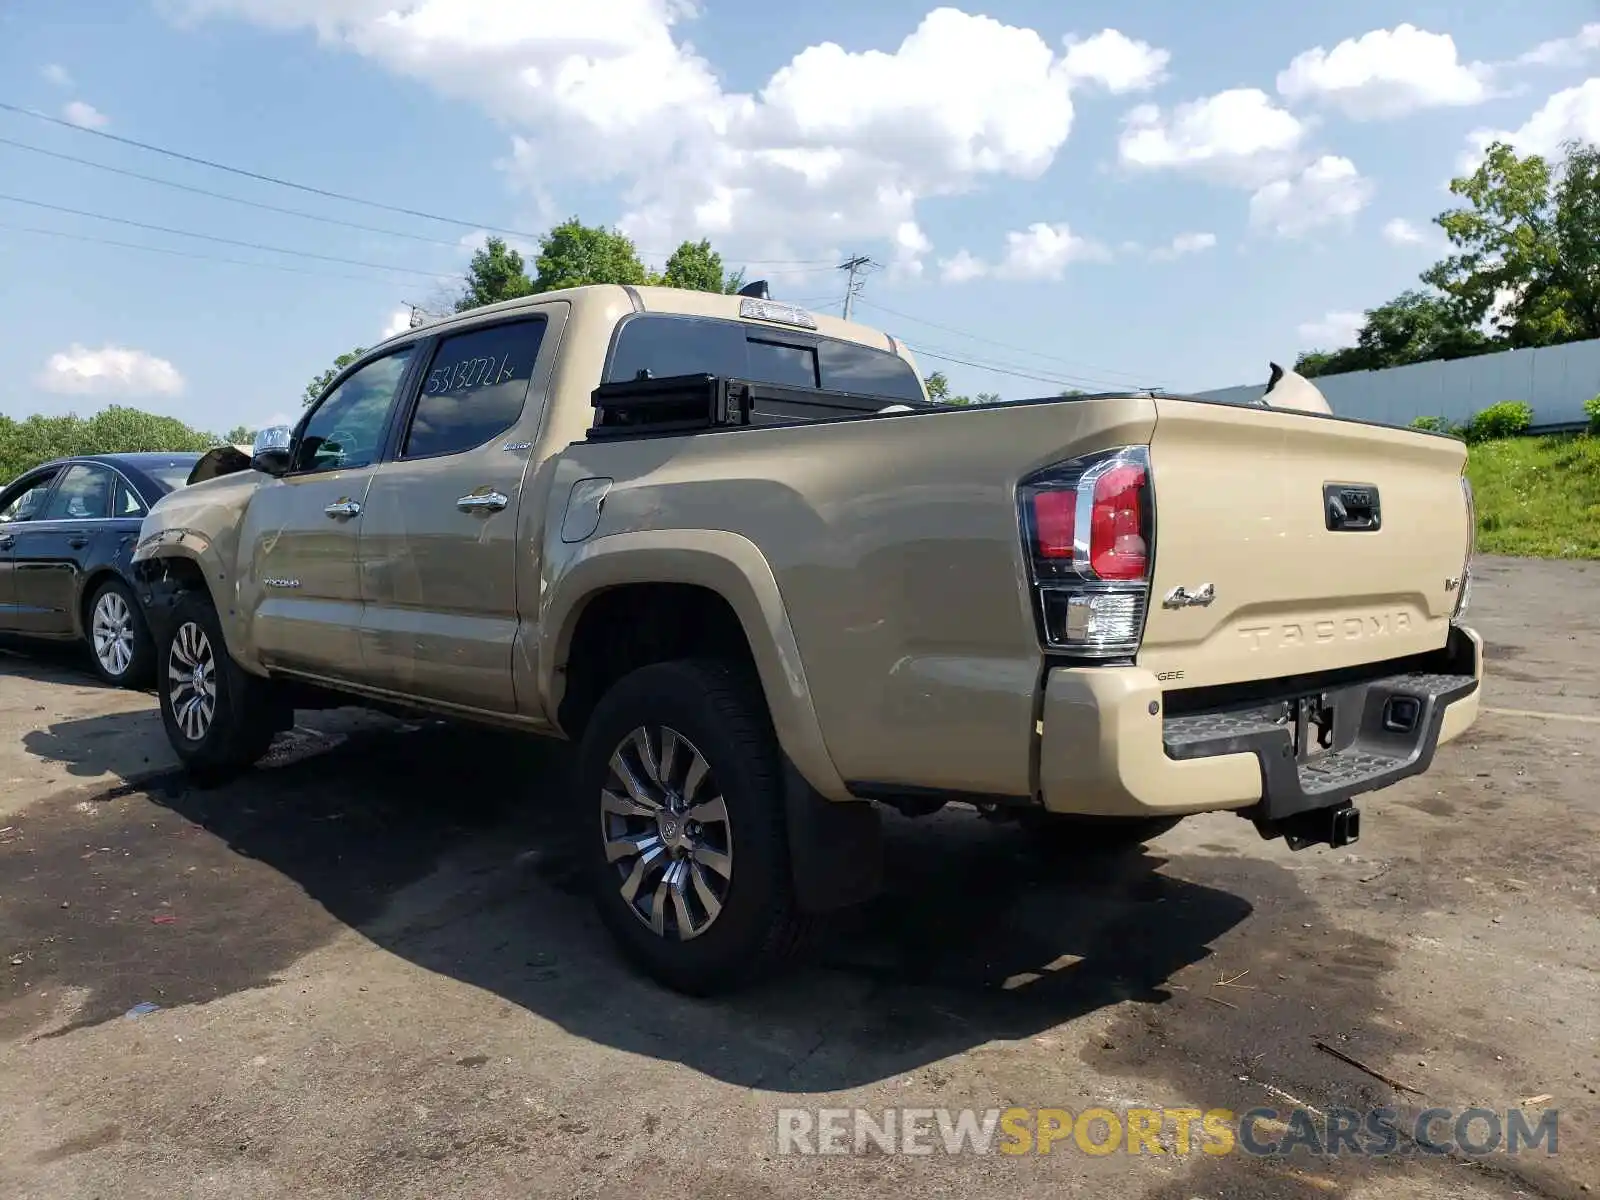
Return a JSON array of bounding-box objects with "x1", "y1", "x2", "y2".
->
[{"x1": 1, "y1": 553, "x2": 1596, "y2": 1199}]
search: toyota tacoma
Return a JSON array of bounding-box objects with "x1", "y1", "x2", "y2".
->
[{"x1": 131, "y1": 284, "x2": 1482, "y2": 994}]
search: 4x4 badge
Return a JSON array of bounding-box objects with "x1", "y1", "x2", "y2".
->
[{"x1": 1163, "y1": 583, "x2": 1215, "y2": 608}]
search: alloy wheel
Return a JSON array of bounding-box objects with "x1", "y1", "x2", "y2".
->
[
  {"x1": 601, "y1": 726, "x2": 733, "y2": 941},
  {"x1": 167, "y1": 620, "x2": 217, "y2": 742},
  {"x1": 91, "y1": 590, "x2": 135, "y2": 678}
]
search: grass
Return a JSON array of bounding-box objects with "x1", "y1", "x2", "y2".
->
[{"x1": 1466, "y1": 432, "x2": 1600, "y2": 559}]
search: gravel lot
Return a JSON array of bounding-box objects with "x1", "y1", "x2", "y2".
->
[{"x1": 1, "y1": 554, "x2": 1596, "y2": 1199}]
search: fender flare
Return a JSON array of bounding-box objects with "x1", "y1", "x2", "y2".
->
[
  {"x1": 131, "y1": 534, "x2": 258, "y2": 672},
  {"x1": 540, "y1": 528, "x2": 850, "y2": 802}
]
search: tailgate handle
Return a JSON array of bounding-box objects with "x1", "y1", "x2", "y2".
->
[{"x1": 1324, "y1": 483, "x2": 1381, "y2": 532}]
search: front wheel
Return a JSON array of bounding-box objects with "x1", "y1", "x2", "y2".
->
[
  {"x1": 157, "y1": 590, "x2": 283, "y2": 785},
  {"x1": 577, "y1": 658, "x2": 811, "y2": 996}
]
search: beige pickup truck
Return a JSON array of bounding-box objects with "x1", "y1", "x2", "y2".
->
[{"x1": 131, "y1": 284, "x2": 1482, "y2": 994}]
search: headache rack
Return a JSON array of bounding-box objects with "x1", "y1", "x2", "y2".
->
[{"x1": 586, "y1": 373, "x2": 939, "y2": 441}]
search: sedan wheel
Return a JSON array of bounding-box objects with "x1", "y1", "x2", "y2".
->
[
  {"x1": 602, "y1": 725, "x2": 734, "y2": 941},
  {"x1": 84, "y1": 578, "x2": 154, "y2": 688},
  {"x1": 166, "y1": 619, "x2": 218, "y2": 742},
  {"x1": 90, "y1": 589, "x2": 136, "y2": 679}
]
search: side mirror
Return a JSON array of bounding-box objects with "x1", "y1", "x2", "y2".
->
[{"x1": 251, "y1": 425, "x2": 293, "y2": 477}]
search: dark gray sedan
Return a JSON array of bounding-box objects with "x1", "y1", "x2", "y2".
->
[{"x1": 0, "y1": 452, "x2": 203, "y2": 687}]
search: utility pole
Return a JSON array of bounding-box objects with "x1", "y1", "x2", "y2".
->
[{"x1": 838, "y1": 255, "x2": 873, "y2": 320}]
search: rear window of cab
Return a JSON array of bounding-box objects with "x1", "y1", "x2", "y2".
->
[{"x1": 604, "y1": 313, "x2": 925, "y2": 403}]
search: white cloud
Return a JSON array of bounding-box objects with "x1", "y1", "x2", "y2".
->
[
  {"x1": 934, "y1": 222, "x2": 1108, "y2": 283},
  {"x1": 167, "y1": 2, "x2": 1167, "y2": 265},
  {"x1": 995, "y1": 222, "x2": 1109, "y2": 280},
  {"x1": 1277, "y1": 25, "x2": 1492, "y2": 119},
  {"x1": 1464, "y1": 79, "x2": 1600, "y2": 166},
  {"x1": 382, "y1": 309, "x2": 415, "y2": 338},
  {"x1": 889, "y1": 220, "x2": 933, "y2": 279},
  {"x1": 63, "y1": 100, "x2": 109, "y2": 129},
  {"x1": 1382, "y1": 217, "x2": 1426, "y2": 245},
  {"x1": 1297, "y1": 311, "x2": 1364, "y2": 348},
  {"x1": 938, "y1": 249, "x2": 987, "y2": 283},
  {"x1": 36, "y1": 345, "x2": 185, "y2": 397},
  {"x1": 1118, "y1": 88, "x2": 1306, "y2": 186},
  {"x1": 42, "y1": 63, "x2": 72, "y2": 87},
  {"x1": 1149, "y1": 231, "x2": 1216, "y2": 260},
  {"x1": 1515, "y1": 24, "x2": 1600, "y2": 68},
  {"x1": 1060, "y1": 29, "x2": 1169, "y2": 94},
  {"x1": 1249, "y1": 156, "x2": 1374, "y2": 237}
]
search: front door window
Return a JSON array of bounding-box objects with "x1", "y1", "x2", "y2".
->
[{"x1": 292, "y1": 348, "x2": 415, "y2": 474}]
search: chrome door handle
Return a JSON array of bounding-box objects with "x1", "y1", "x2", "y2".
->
[
  {"x1": 324, "y1": 500, "x2": 362, "y2": 518},
  {"x1": 0, "y1": 534, "x2": 13, "y2": 549},
  {"x1": 456, "y1": 490, "x2": 508, "y2": 513}
]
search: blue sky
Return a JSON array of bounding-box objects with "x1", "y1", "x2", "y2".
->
[{"x1": 1, "y1": 0, "x2": 1597, "y2": 435}]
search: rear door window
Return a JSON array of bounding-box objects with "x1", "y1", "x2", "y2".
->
[
  {"x1": 42, "y1": 464, "x2": 114, "y2": 521},
  {"x1": 403, "y1": 318, "x2": 548, "y2": 459}
]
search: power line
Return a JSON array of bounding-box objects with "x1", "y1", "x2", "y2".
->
[
  {"x1": 0, "y1": 220, "x2": 430, "y2": 287},
  {"x1": 0, "y1": 102, "x2": 840, "y2": 267},
  {"x1": 904, "y1": 343, "x2": 1126, "y2": 391},
  {"x1": 0, "y1": 135, "x2": 468, "y2": 248},
  {"x1": 0, "y1": 99, "x2": 551, "y2": 242},
  {"x1": 0, "y1": 192, "x2": 459, "y2": 279},
  {"x1": 855, "y1": 296, "x2": 1151, "y2": 386}
]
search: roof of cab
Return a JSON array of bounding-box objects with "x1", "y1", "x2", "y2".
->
[{"x1": 368, "y1": 283, "x2": 906, "y2": 358}]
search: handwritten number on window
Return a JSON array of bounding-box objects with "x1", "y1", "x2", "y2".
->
[{"x1": 426, "y1": 353, "x2": 517, "y2": 396}]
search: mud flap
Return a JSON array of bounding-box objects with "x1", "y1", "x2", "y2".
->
[{"x1": 782, "y1": 758, "x2": 883, "y2": 913}]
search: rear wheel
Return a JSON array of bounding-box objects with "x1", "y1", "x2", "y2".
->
[
  {"x1": 577, "y1": 658, "x2": 810, "y2": 995},
  {"x1": 85, "y1": 578, "x2": 153, "y2": 688},
  {"x1": 157, "y1": 590, "x2": 284, "y2": 785}
]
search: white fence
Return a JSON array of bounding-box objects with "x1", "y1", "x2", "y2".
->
[{"x1": 1190, "y1": 337, "x2": 1600, "y2": 431}]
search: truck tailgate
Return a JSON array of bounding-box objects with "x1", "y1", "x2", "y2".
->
[{"x1": 1137, "y1": 399, "x2": 1472, "y2": 689}]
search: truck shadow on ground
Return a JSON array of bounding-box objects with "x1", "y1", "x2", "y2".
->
[{"x1": 6, "y1": 711, "x2": 1255, "y2": 1093}]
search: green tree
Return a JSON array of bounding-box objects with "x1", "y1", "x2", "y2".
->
[
  {"x1": 533, "y1": 218, "x2": 648, "y2": 292},
  {"x1": 921, "y1": 370, "x2": 975, "y2": 404},
  {"x1": 302, "y1": 346, "x2": 366, "y2": 407},
  {"x1": 456, "y1": 235, "x2": 537, "y2": 313},
  {"x1": 224, "y1": 424, "x2": 254, "y2": 445},
  {"x1": 1295, "y1": 290, "x2": 1492, "y2": 378},
  {"x1": 659, "y1": 238, "x2": 745, "y2": 293},
  {"x1": 974, "y1": 391, "x2": 1002, "y2": 405},
  {"x1": 1, "y1": 406, "x2": 219, "y2": 482},
  {"x1": 1424, "y1": 139, "x2": 1600, "y2": 348}
]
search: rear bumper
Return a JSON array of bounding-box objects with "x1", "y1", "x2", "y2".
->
[{"x1": 1039, "y1": 625, "x2": 1482, "y2": 825}]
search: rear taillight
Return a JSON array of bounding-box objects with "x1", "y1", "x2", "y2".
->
[{"x1": 1018, "y1": 446, "x2": 1154, "y2": 657}]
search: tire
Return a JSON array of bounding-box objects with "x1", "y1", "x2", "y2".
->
[
  {"x1": 1016, "y1": 811, "x2": 1183, "y2": 855},
  {"x1": 577, "y1": 658, "x2": 811, "y2": 996},
  {"x1": 84, "y1": 577, "x2": 154, "y2": 689},
  {"x1": 157, "y1": 589, "x2": 284, "y2": 785}
]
